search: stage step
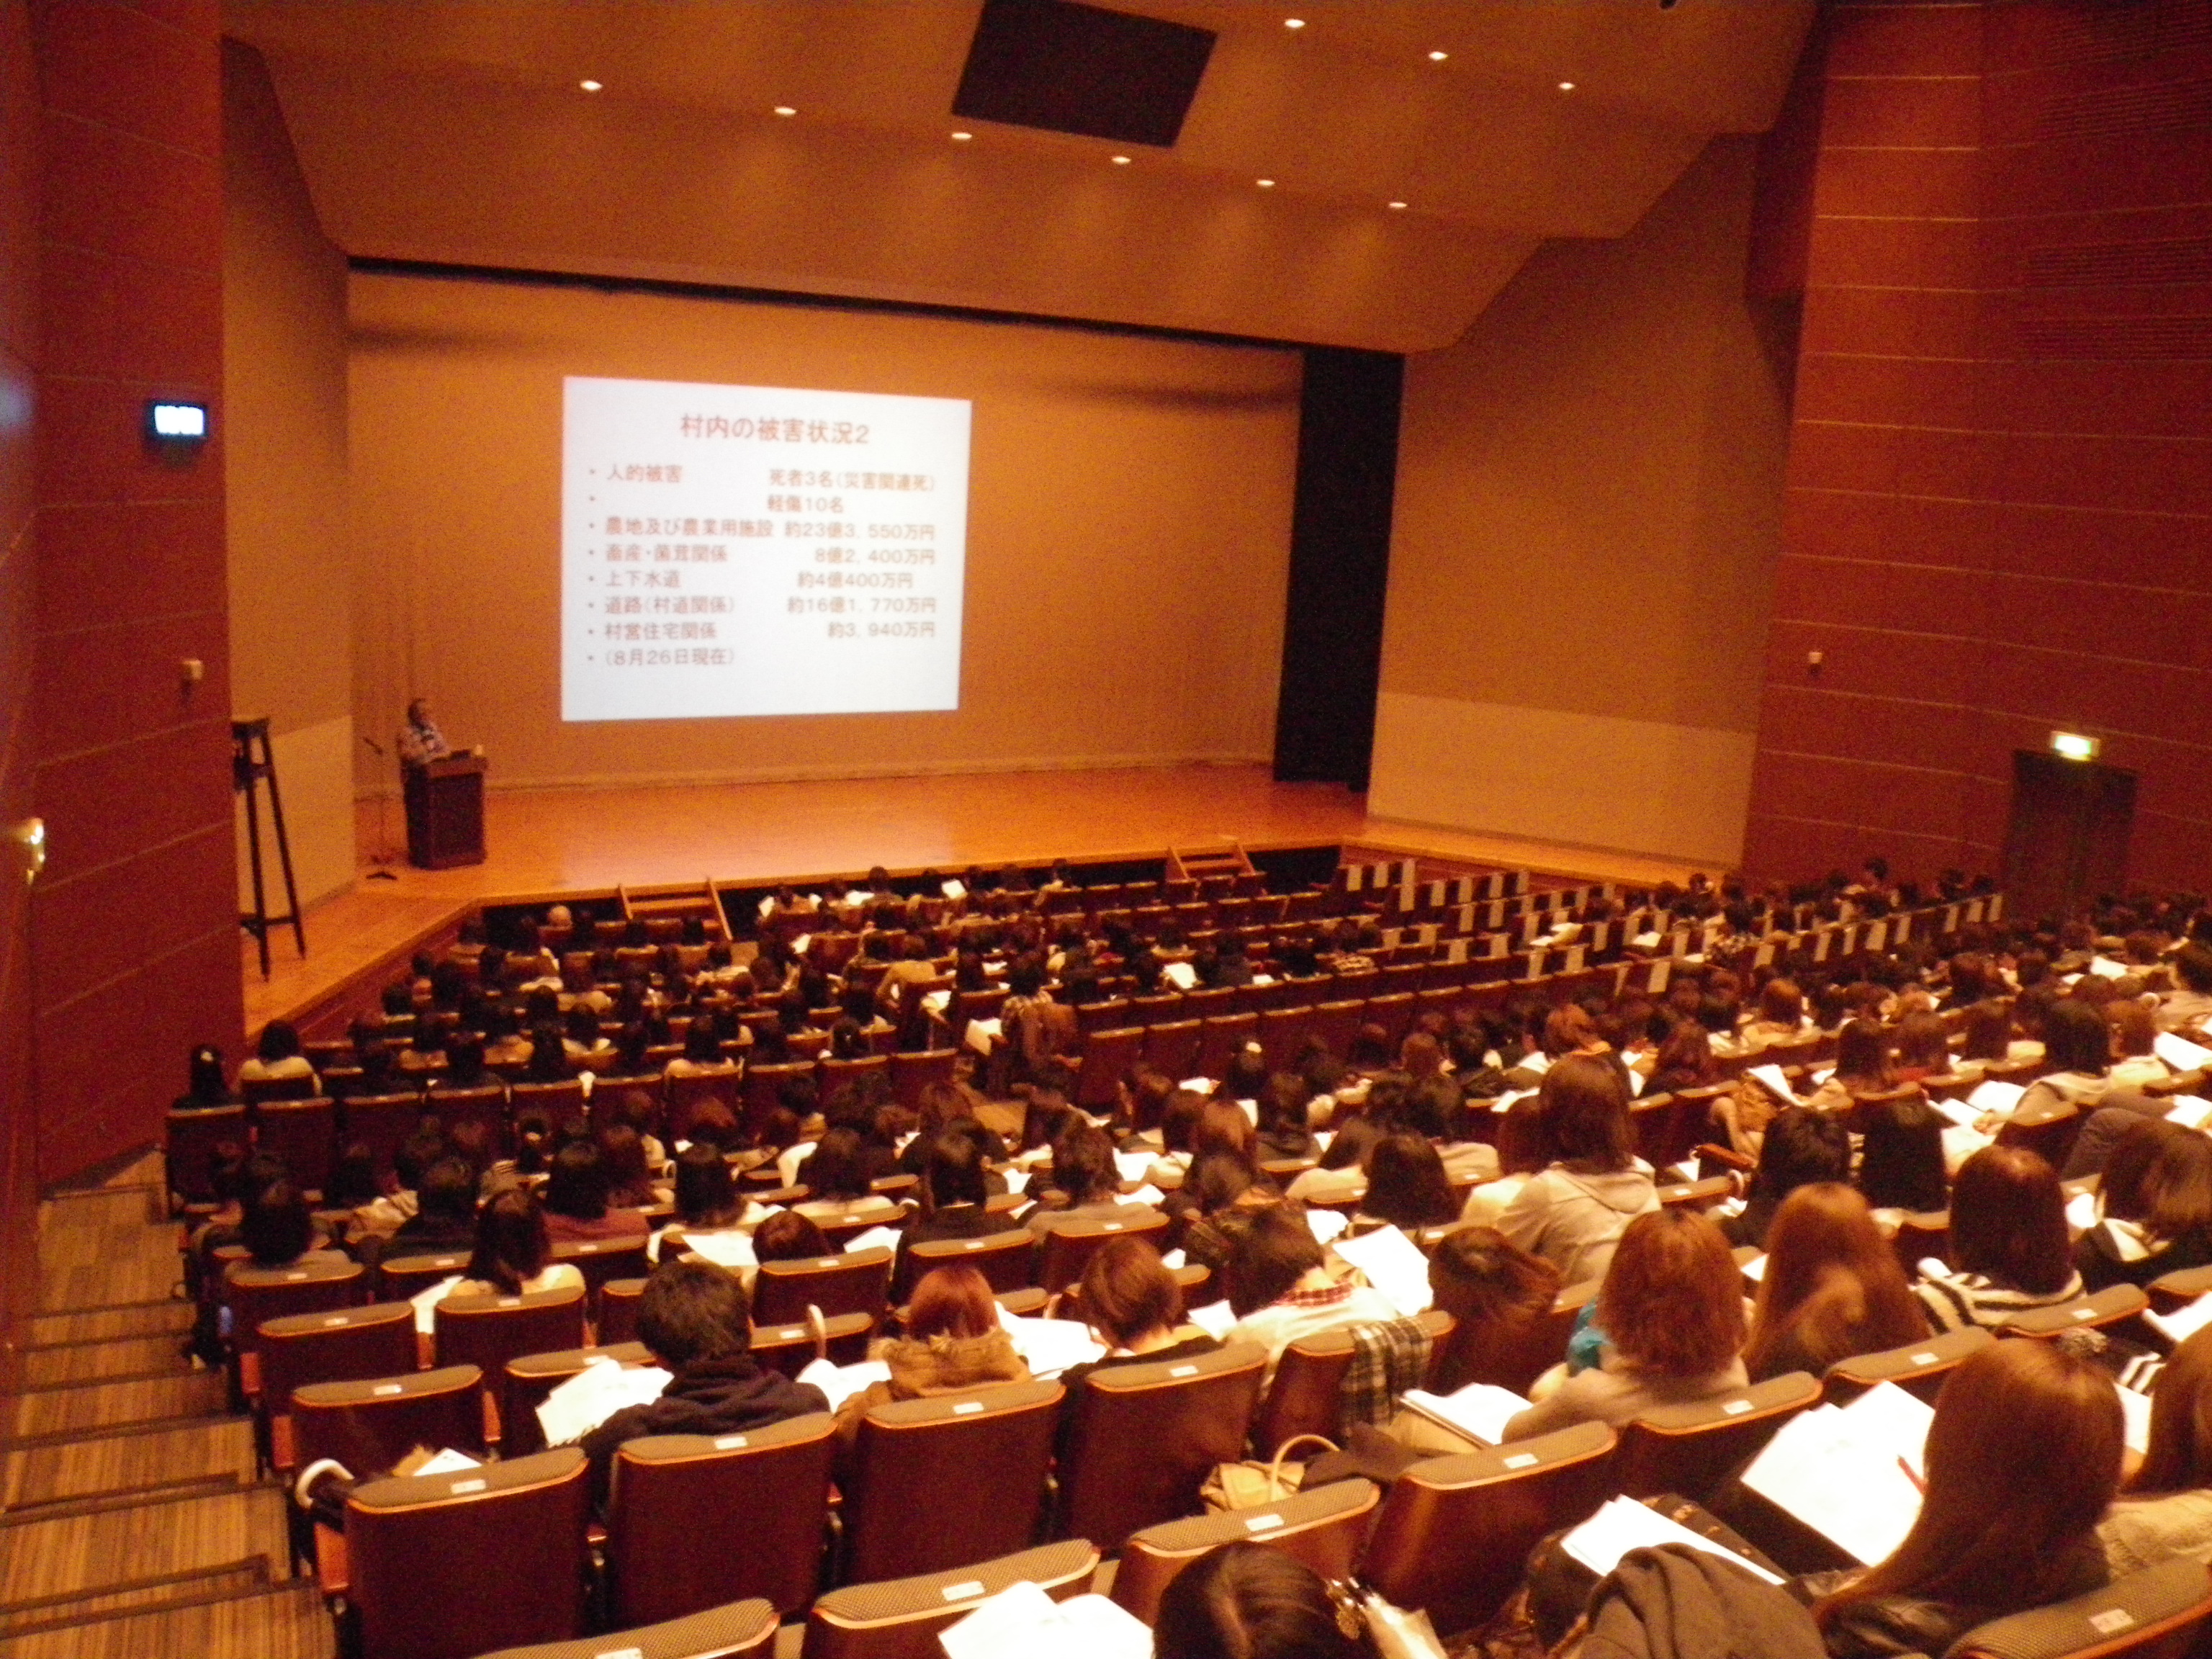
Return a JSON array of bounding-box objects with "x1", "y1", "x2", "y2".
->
[
  {"x1": 1, "y1": 1416, "x2": 257, "y2": 1512},
  {"x1": 0, "y1": 1580, "x2": 331, "y2": 1659}
]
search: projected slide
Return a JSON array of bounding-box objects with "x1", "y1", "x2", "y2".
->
[{"x1": 562, "y1": 377, "x2": 971, "y2": 722}]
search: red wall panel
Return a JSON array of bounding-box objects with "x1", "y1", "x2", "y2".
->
[
  {"x1": 1745, "y1": 0, "x2": 2212, "y2": 895},
  {"x1": 31, "y1": 0, "x2": 238, "y2": 1184}
]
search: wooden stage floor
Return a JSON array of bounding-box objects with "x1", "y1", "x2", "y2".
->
[{"x1": 243, "y1": 765, "x2": 1702, "y2": 1030}]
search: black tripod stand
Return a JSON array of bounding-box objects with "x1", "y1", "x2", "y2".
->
[{"x1": 233, "y1": 716, "x2": 306, "y2": 978}]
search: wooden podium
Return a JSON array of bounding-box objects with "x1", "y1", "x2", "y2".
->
[{"x1": 403, "y1": 753, "x2": 486, "y2": 869}]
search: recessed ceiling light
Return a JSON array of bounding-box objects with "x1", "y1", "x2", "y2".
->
[
  {"x1": 1284, "y1": 16, "x2": 1305, "y2": 27},
  {"x1": 1112, "y1": 153, "x2": 1132, "y2": 164},
  {"x1": 1388, "y1": 199, "x2": 1407, "y2": 210},
  {"x1": 1256, "y1": 177, "x2": 1275, "y2": 187},
  {"x1": 951, "y1": 130, "x2": 973, "y2": 140},
  {"x1": 1558, "y1": 80, "x2": 1576, "y2": 91},
  {"x1": 773, "y1": 105, "x2": 797, "y2": 117},
  {"x1": 1428, "y1": 50, "x2": 1448, "y2": 61},
  {"x1": 578, "y1": 79, "x2": 602, "y2": 92}
]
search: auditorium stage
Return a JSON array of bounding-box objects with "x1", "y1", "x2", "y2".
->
[{"x1": 242, "y1": 765, "x2": 1703, "y2": 1030}]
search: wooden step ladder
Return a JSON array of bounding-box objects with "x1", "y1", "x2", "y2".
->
[
  {"x1": 1167, "y1": 842, "x2": 1256, "y2": 883},
  {"x1": 617, "y1": 878, "x2": 732, "y2": 940}
]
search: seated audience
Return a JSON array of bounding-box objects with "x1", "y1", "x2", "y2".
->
[
  {"x1": 1496, "y1": 1056, "x2": 1659, "y2": 1285},
  {"x1": 1220, "y1": 1203, "x2": 1397, "y2": 1380},
  {"x1": 652, "y1": 1143, "x2": 755, "y2": 1267},
  {"x1": 1915, "y1": 1146, "x2": 2082, "y2": 1331},
  {"x1": 1354, "y1": 1130, "x2": 1460, "y2": 1232},
  {"x1": 1722, "y1": 1108, "x2": 1851, "y2": 1251},
  {"x1": 1424, "y1": 1226, "x2": 1562, "y2": 1395},
  {"x1": 752, "y1": 1209, "x2": 833, "y2": 1264},
  {"x1": 386, "y1": 1156, "x2": 478, "y2": 1254},
  {"x1": 1284, "y1": 1115, "x2": 1378, "y2": 1208},
  {"x1": 238, "y1": 1020, "x2": 318, "y2": 1090},
  {"x1": 1028, "y1": 1123, "x2": 1154, "y2": 1233},
  {"x1": 1154, "y1": 1543, "x2": 1372, "y2": 1659},
  {"x1": 451, "y1": 1189, "x2": 585, "y2": 1298},
  {"x1": 173, "y1": 1043, "x2": 240, "y2": 1112},
  {"x1": 1807, "y1": 1339, "x2": 2121, "y2": 1658},
  {"x1": 1061, "y1": 1236, "x2": 1222, "y2": 1393},
  {"x1": 541, "y1": 1138, "x2": 652, "y2": 1245},
  {"x1": 1502, "y1": 1209, "x2": 1748, "y2": 1440},
  {"x1": 1459, "y1": 1094, "x2": 1545, "y2": 1228},
  {"x1": 2004, "y1": 999, "x2": 2113, "y2": 1125},
  {"x1": 1743, "y1": 1184, "x2": 1928, "y2": 1382},
  {"x1": 2073, "y1": 1117, "x2": 2212, "y2": 1292},
  {"x1": 1855, "y1": 1095, "x2": 1949, "y2": 1220},
  {"x1": 2101, "y1": 1326, "x2": 2212, "y2": 1573},
  {"x1": 832, "y1": 1264, "x2": 1029, "y2": 1451}
]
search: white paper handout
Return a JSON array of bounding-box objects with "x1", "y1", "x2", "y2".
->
[
  {"x1": 410, "y1": 1447, "x2": 482, "y2": 1478},
  {"x1": 2121, "y1": 1385, "x2": 2153, "y2": 1456},
  {"x1": 536, "y1": 1356, "x2": 674, "y2": 1447},
  {"x1": 1399, "y1": 1382, "x2": 1530, "y2": 1446},
  {"x1": 410, "y1": 1274, "x2": 465, "y2": 1335},
  {"x1": 2157, "y1": 1031, "x2": 2212, "y2": 1074},
  {"x1": 2147, "y1": 1293, "x2": 2212, "y2": 1347},
  {"x1": 1745, "y1": 1065, "x2": 1798, "y2": 1105},
  {"x1": 938, "y1": 1581, "x2": 1151, "y2": 1659},
  {"x1": 1113, "y1": 1151, "x2": 1156, "y2": 1185},
  {"x1": 964, "y1": 1018, "x2": 1002, "y2": 1056},
  {"x1": 1305, "y1": 1208, "x2": 1350, "y2": 1246},
  {"x1": 1739, "y1": 1381, "x2": 1931, "y2": 1566},
  {"x1": 1565, "y1": 1496, "x2": 1784, "y2": 1586},
  {"x1": 842, "y1": 1226, "x2": 904, "y2": 1255},
  {"x1": 663, "y1": 1228, "x2": 758, "y2": 1271},
  {"x1": 1331, "y1": 1225, "x2": 1434, "y2": 1318},
  {"x1": 1187, "y1": 1300, "x2": 1238, "y2": 1339},
  {"x1": 1965, "y1": 1079, "x2": 2026, "y2": 1119},
  {"x1": 997, "y1": 1307, "x2": 1106, "y2": 1379},
  {"x1": 2167, "y1": 1098, "x2": 2212, "y2": 1132},
  {"x1": 796, "y1": 1357, "x2": 894, "y2": 1413}
]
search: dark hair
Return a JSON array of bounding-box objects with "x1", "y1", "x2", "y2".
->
[
  {"x1": 2043, "y1": 998, "x2": 2112, "y2": 1076},
  {"x1": 752, "y1": 1208, "x2": 831, "y2": 1263},
  {"x1": 1426, "y1": 1227, "x2": 1560, "y2": 1390},
  {"x1": 467, "y1": 1188, "x2": 552, "y2": 1295},
  {"x1": 2134, "y1": 1326, "x2": 2212, "y2": 1496},
  {"x1": 256, "y1": 1020, "x2": 303, "y2": 1063},
  {"x1": 801, "y1": 1126, "x2": 871, "y2": 1201},
  {"x1": 417, "y1": 1157, "x2": 477, "y2": 1224},
  {"x1": 922, "y1": 1130, "x2": 989, "y2": 1213},
  {"x1": 1833, "y1": 1020, "x2": 1895, "y2": 1091},
  {"x1": 186, "y1": 1044, "x2": 229, "y2": 1102},
  {"x1": 637, "y1": 1257, "x2": 752, "y2": 1367},
  {"x1": 1856, "y1": 1095, "x2": 1948, "y2": 1214},
  {"x1": 1078, "y1": 1236, "x2": 1183, "y2": 1349},
  {"x1": 1154, "y1": 1542, "x2": 1365, "y2": 1659},
  {"x1": 1360, "y1": 1131, "x2": 1458, "y2": 1229},
  {"x1": 544, "y1": 1139, "x2": 611, "y2": 1220},
  {"x1": 1220, "y1": 1203, "x2": 1325, "y2": 1318},
  {"x1": 1049, "y1": 1123, "x2": 1118, "y2": 1208},
  {"x1": 1318, "y1": 1114, "x2": 1380, "y2": 1173},
  {"x1": 1949, "y1": 1146, "x2": 2072, "y2": 1295},
  {"x1": 1535, "y1": 1056, "x2": 1633, "y2": 1172},
  {"x1": 242, "y1": 1179, "x2": 313, "y2": 1266},
  {"x1": 673, "y1": 1142, "x2": 740, "y2": 1228},
  {"x1": 1750, "y1": 1108, "x2": 1851, "y2": 1208}
]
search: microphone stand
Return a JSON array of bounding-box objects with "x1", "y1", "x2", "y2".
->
[{"x1": 360, "y1": 735, "x2": 400, "y2": 881}]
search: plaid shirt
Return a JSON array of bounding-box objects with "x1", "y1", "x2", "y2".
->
[
  {"x1": 1280, "y1": 1281, "x2": 1355, "y2": 1310},
  {"x1": 1341, "y1": 1317, "x2": 1435, "y2": 1429}
]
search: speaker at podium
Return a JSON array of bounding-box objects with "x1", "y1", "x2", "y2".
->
[{"x1": 397, "y1": 698, "x2": 486, "y2": 869}]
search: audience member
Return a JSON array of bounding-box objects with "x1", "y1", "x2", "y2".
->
[
  {"x1": 1743, "y1": 1184, "x2": 1928, "y2": 1382},
  {"x1": 1496, "y1": 1056, "x2": 1658, "y2": 1284},
  {"x1": 1916, "y1": 1146, "x2": 2082, "y2": 1330}
]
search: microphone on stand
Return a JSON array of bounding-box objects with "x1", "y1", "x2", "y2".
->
[{"x1": 361, "y1": 736, "x2": 399, "y2": 880}]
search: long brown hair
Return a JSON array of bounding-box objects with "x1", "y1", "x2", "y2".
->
[
  {"x1": 1598, "y1": 1210, "x2": 1745, "y2": 1380},
  {"x1": 1815, "y1": 1340, "x2": 2121, "y2": 1628},
  {"x1": 1744, "y1": 1184, "x2": 1927, "y2": 1378},
  {"x1": 1949, "y1": 1146, "x2": 2072, "y2": 1295},
  {"x1": 2133, "y1": 1326, "x2": 2212, "y2": 1496}
]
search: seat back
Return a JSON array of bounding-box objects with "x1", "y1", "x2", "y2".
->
[
  {"x1": 599, "y1": 1277, "x2": 646, "y2": 1346},
  {"x1": 500, "y1": 1342, "x2": 652, "y2": 1457},
  {"x1": 1073, "y1": 1027, "x2": 1146, "y2": 1110},
  {"x1": 608, "y1": 1416, "x2": 839, "y2": 1624},
  {"x1": 802, "y1": 1540, "x2": 1099, "y2": 1659},
  {"x1": 347, "y1": 1446, "x2": 592, "y2": 1659},
  {"x1": 343, "y1": 1092, "x2": 431, "y2": 1179},
  {"x1": 842, "y1": 1380, "x2": 1064, "y2": 1584},
  {"x1": 166, "y1": 1105, "x2": 248, "y2": 1206},
  {"x1": 421, "y1": 1082, "x2": 507, "y2": 1156},
  {"x1": 376, "y1": 1250, "x2": 472, "y2": 1302},
  {"x1": 548, "y1": 1237, "x2": 652, "y2": 1315},
  {"x1": 902, "y1": 1230, "x2": 1038, "y2": 1300},
  {"x1": 1822, "y1": 1326, "x2": 1992, "y2": 1406},
  {"x1": 225, "y1": 1257, "x2": 364, "y2": 1359},
  {"x1": 1037, "y1": 1211, "x2": 1169, "y2": 1294},
  {"x1": 664, "y1": 1073, "x2": 740, "y2": 1141},
  {"x1": 253, "y1": 1097, "x2": 337, "y2": 1193},
  {"x1": 751, "y1": 1310, "x2": 876, "y2": 1377},
  {"x1": 743, "y1": 1062, "x2": 818, "y2": 1138},
  {"x1": 260, "y1": 1301, "x2": 419, "y2": 1412},
  {"x1": 2008, "y1": 1282, "x2": 2150, "y2": 1339},
  {"x1": 1141, "y1": 1020, "x2": 1202, "y2": 1080},
  {"x1": 1195, "y1": 1012, "x2": 1259, "y2": 1080},
  {"x1": 752, "y1": 1246, "x2": 895, "y2": 1328},
  {"x1": 1997, "y1": 1097, "x2": 2083, "y2": 1172},
  {"x1": 1306, "y1": 1001, "x2": 1367, "y2": 1061},
  {"x1": 471, "y1": 1599, "x2": 778, "y2": 1659},
  {"x1": 1252, "y1": 1308, "x2": 1453, "y2": 1457},
  {"x1": 1056, "y1": 1342, "x2": 1268, "y2": 1550},
  {"x1": 294, "y1": 1364, "x2": 486, "y2": 1475},
  {"x1": 509, "y1": 1079, "x2": 586, "y2": 1122},
  {"x1": 433, "y1": 1285, "x2": 588, "y2": 1380},
  {"x1": 1611, "y1": 1371, "x2": 1820, "y2": 1500},
  {"x1": 1893, "y1": 1209, "x2": 1951, "y2": 1274},
  {"x1": 1950, "y1": 1558, "x2": 2212, "y2": 1659},
  {"x1": 1361, "y1": 1421, "x2": 1618, "y2": 1637},
  {"x1": 1113, "y1": 1478, "x2": 1381, "y2": 1626},
  {"x1": 888, "y1": 1049, "x2": 958, "y2": 1112},
  {"x1": 1364, "y1": 992, "x2": 1417, "y2": 1048}
]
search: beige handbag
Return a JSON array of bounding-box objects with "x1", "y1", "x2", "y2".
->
[{"x1": 1200, "y1": 1432, "x2": 1339, "y2": 1513}]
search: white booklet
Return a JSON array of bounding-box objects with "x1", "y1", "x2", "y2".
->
[
  {"x1": 1187, "y1": 1300, "x2": 1238, "y2": 1339},
  {"x1": 2121, "y1": 1385, "x2": 2153, "y2": 1455},
  {"x1": 536, "y1": 1355, "x2": 673, "y2": 1447},
  {"x1": 1112, "y1": 1151, "x2": 1156, "y2": 1186},
  {"x1": 842, "y1": 1226, "x2": 904, "y2": 1255},
  {"x1": 410, "y1": 1447, "x2": 482, "y2": 1478},
  {"x1": 2167, "y1": 1098, "x2": 2212, "y2": 1131},
  {"x1": 1740, "y1": 1381, "x2": 1931, "y2": 1565},
  {"x1": 2157, "y1": 1031, "x2": 2212, "y2": 1073},
  {"x1": 1305, "y1": 1208, "x2": 1349, "y2": 1246},
  {"x1": 1966, "y1": 1079, "x2": 2026, "y2": 1118},
  {"x1": 1745, "y1": 1065, "x2": 1799, "y2": 1105},
  {"x1": 1331, "y1": 1225, "x2": 1434, "y2": 1318},
  {"x1": 409, "y1": 1274, "x2": 464, "y2": 1335},
  {"x1": 1399, "y1": 1382, "x2": 1530, "y2": 1446},
  {"x1": 2146, "y1": 1293, "x2": 2212, "y2": 1347},
  {"x1": 1564, "y1": 1496, "x2": 1784, "y2": 1586},
  {"x1": 997, "y1": 1307, "x2": 1105, "y2": 1380},
  {"x1": 796, "y1": 1357, "x2": 893, "y2": 1413},
  {"x1": 939, "y1": 1581, "x2": 1151, "y2": 1659}
]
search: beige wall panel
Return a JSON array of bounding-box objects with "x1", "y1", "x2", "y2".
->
[
  {"x1": 235, "y1": 714, "x2": 354, "y2": 910},
  {"x1": 1370, "y1": 691, "x2": 1753, "y2": 868},
  {"x1": 1375, "y1": 136, "x2": 1789, "y2": 860},
  {"x1": 349, "y1": 274, "x2": 1298, "y2": 795}
]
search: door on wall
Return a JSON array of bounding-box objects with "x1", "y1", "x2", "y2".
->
[{"x1": 2002, "y1": 751, "x2": 2134, "y2": 924}]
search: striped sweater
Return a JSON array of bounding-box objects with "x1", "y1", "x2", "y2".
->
[{"x1": 1914, "y1": 1265, "x2": 2083, "y2": 1331}]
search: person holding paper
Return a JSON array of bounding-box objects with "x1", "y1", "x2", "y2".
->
[
  {"x1": 1721, "y1": 1110, "x2": 1851, "y2": 1251},
  {"x1": 1495, "y1": 1056, "x2": 1659, "y2": 1286},
  {"x1": 1743, "y1": 1185, "x2": 1929, "y2": 1383},
  {"x1": 2100, "y1": 1326, "x2": 2212, "y2": 1574},
  {"x1": 829, "y1": 1265, "x2": 1029, "y2": 1461},
  {"x1": 1218, "y1": 1204, "x2": 1398, "y2": 1382},
  {"x1": 1154, "y1": 1543, "x2": 1370, "y2": 1659},
  {"x1": 1055, "y1": 1237, "x2": 1223, "y2": 1398},
  {"x1": 572, "y1": 1259, "x2": 828, "y2": 1502},
  {"x1": 1914, "y1": 1148, "x2": 2082, "y2": 1332},
  {"x1": 1501, "y1": 1210, "x2": 1748, "y2": 1442},
  {"x1": 1999, "y1": 1001, "x2": 2113, "y2": 1131},
  {"x1": 1806, "y1": 1341, "x2": 2122, "y2": 1658}
]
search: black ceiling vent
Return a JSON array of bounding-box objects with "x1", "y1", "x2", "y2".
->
[{"x1": 952, "y1": 0, "x2": 1217, "y2": 148}]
